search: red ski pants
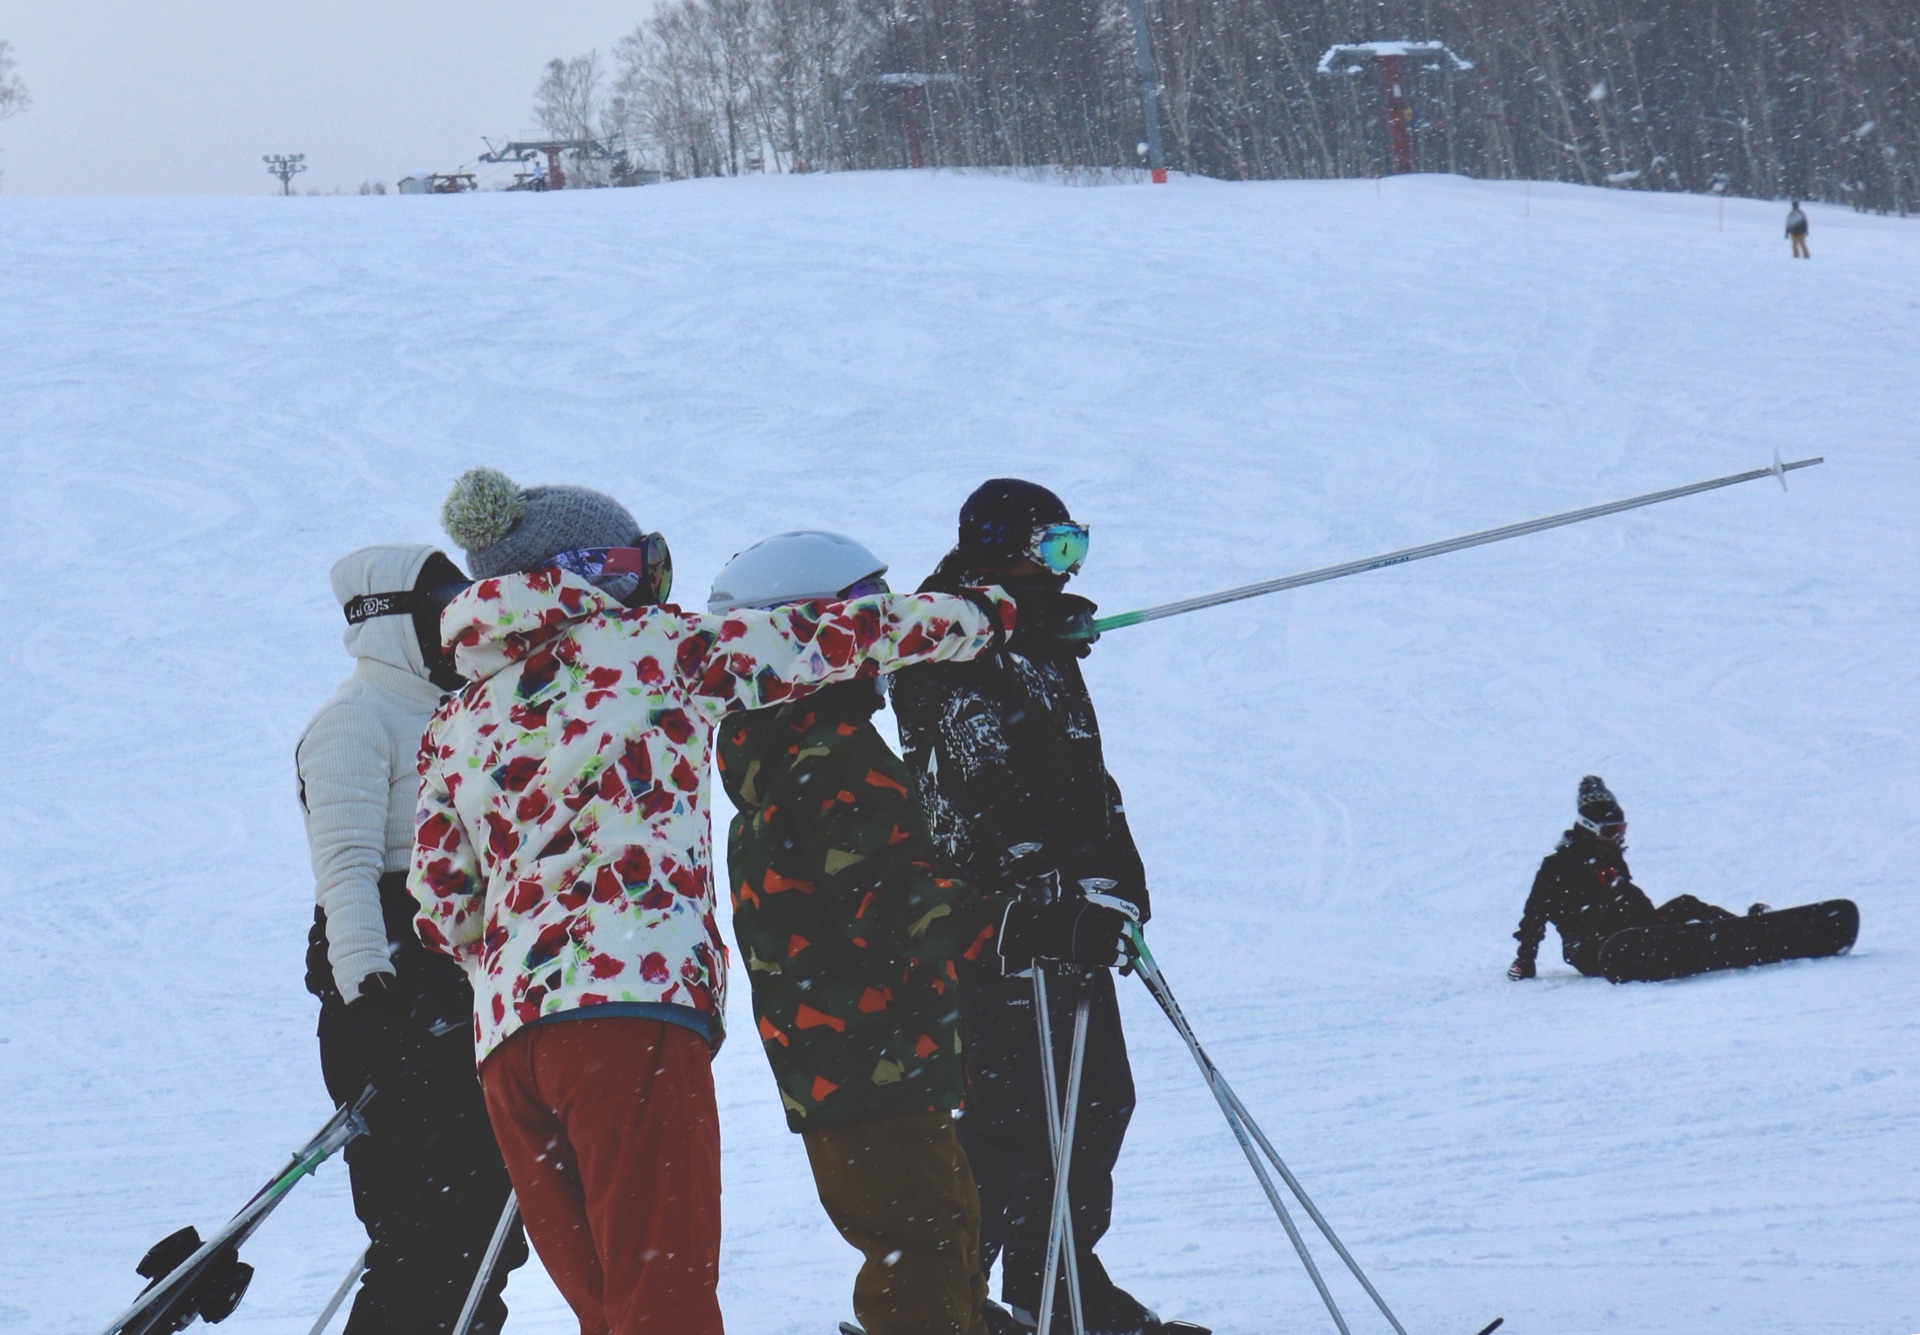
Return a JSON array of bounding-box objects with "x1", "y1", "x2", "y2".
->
[{"x1": 480, "y1": 1016, "x2": 723, "y2": 1335}]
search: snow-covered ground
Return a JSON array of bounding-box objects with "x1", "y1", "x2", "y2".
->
[{"x1": 1, "y1": 171, "x2": 1915, "y2": 1335}]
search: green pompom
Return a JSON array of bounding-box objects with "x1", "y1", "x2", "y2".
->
[{"x1": 442, "y1": 467, "x2": 526, "y2": 550}]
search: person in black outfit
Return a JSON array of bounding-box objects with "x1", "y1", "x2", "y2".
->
[
  {"x1": 1509, "y1": 775, "x2": 1751, "y2": 980},
  {"x1": 297, "y1": 543, "x2": 525, "y2": 1334},
  {"x1": 893, "y1": 479, "x2": 1166, "y2": 1335}
]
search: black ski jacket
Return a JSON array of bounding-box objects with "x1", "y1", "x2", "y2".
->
[
  {"x1": 891, "y1": 561, "x2": 1149, "y2": 921},
  {"x1": 1514, "y1": 828, "x2": 1659, "y2": 972}
]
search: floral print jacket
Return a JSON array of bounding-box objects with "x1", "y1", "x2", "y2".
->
[{"x1": 408, "y1": 566, "x2": 1011, "y2": 1064}]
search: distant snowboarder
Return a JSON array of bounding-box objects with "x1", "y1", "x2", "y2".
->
[
  {"x1": 1507, "y1": 776, "x2": 1750, "y2": 980},
  {"x1": 297, "y1": 542, "x2": 526, "y2": 1333},
  {"x1": 1786, "y1": 201, "x2": 1811, "y2": 258}
]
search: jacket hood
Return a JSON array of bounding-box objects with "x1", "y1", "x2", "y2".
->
[
  {"x1": 443, "y1": 566, "x2": 625, "y2": 682},
  {"x1": 331, "y1": 543, "x2": 436, "y2": 678}
]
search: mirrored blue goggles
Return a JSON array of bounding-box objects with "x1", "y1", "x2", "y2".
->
[
  {"x1": 1029, "y1": 521, "x2": 1090, "y2": 576},
  {"x1": 551, "y1": 532, "x2": 674, "y2": 606}
]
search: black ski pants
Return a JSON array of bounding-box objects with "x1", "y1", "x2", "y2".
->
[
  {"x1": 956, "y1": 961, "x2": 1136, "y2": 1324},
  {"x1": 1565, "y1": 894, "x2": 1737, "y2": 976},
  {"x1": 317, "y1": 967, "x2": 526, "y2": 1335}
]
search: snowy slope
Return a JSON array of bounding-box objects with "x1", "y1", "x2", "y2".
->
[{"x1": 1, "y1": 172, "x2": 1915, "y2": 1335}]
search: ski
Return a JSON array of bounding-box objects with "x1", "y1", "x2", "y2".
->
[{"x1": 97, "y1": 1087, "x2": 373, "y2": 1335}]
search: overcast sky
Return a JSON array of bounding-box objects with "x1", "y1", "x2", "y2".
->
[{"x1": 0, "y1": 1, "x2": 646, "y2": 195}]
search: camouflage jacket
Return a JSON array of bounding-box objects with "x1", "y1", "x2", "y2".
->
[{"x1": 717, "y1": 681, "x2": 992, "y2": 1131}]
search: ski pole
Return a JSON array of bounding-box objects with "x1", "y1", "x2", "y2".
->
[
  {"x1": 1039, "y1": 981, "x2": 1092, "y2": 1335},
  {"x1": 1078, "y1": 454, "x2": 1824, "y2": 637},
  {"x1": 452, "y1": 1193, "x2": 522, "y2": 1335},
  {"x1": 1032, "y1": 968, "x2": 1089, "y2": 1335},
  {"x1": 1126, "y1": 937, "x2": 1354, "y2": 1335},
  {"x1": 1213, "y1": 1077, "x2": 1409, "y2": 1335},
  {"x1": 1128, "y1": 928, "x2": 1409, "y2": 1335},
  {"x1": 100, "y1": 1087, "x2": 374, "y2": 1335},
  {"x1": 305, "y1": 1250, "x2": 366, "y2": 1335}
]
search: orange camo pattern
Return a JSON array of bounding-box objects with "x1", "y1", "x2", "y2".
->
[{"x1": 718, "y1": 684, "x2": 986, "y2": 1131}]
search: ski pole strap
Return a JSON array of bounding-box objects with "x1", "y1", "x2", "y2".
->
[{"x1": 1079, "y1": 455, "x2": 1824, "y2": 637}]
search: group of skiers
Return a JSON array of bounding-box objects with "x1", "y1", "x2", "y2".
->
[{"x1": 296, "y1": 471, "x2": 1165, "y2": 1335}]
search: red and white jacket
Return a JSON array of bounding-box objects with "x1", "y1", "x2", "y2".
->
[{"x1": 409, "y1": 566, "x2": 1012, "y2": 1064}]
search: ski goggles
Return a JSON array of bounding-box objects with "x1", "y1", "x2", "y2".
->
[
  {"x1": 1576, "y1": 814, "x2": 1628, "y2": 841},
  {"x1": 342, "y1": 583, "x2": 470, "y2": 626},
  {"x1": 1028, "y1": 521, "x2": 1090, "y2": 576},
  {"x1": 550, "y1": 533, "x2": 674, "y2": 606},
  {"x1": 838, "y1": 575, "x2": 890, "y2": 600}
]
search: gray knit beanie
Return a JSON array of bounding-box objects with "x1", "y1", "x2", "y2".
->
[{"x1": 440, "y1": 467, "x2": 641, "y2": 579}]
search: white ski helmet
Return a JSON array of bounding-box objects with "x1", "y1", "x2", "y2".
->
[{"x1": 707, "y1": 530, "x2": 889, "y2": 613}]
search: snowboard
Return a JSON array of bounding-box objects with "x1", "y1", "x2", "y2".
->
[{"x1": 1599, "y1": 899, "x2": 1858, "y2": 983}]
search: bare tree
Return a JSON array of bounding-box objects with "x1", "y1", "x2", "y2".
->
[
  {"x1": 0, "y1": 38, "x2": 28, "y2": 124},
  {"x1": 536, "y1": 52, "x2": 604, "y2": 140},
  {"x1": 535, "y1": 52, "x2": 615, "y2": 184}
]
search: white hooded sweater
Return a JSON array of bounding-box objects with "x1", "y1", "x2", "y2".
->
[{"x1": 297, "y1": 543, "x2": 451, "y2": 1003}]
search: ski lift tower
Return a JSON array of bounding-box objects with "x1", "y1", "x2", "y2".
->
[
  {"x1": 1317, "y1": 41, "x2": 1471, "y2": 174},
  {"x1": 842, "y1": 73, "x2": 961, "y2": 169},
  {"x1": 263, "y1": 153, "x2": 307, "y2": 195},
  {"x1": 479, "y1": 137, "x2": 614, "y2": 191}
]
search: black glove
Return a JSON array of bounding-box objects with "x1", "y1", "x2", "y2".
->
[
  {"x1": 341, "y1": 970, "x2": 410, "y2": 1091},
  {"x1": 1507, "y1": 955, "x2": 1536, "y2": 981},
  {"x1": 997, "y1": 898, "x2": 1132, "y2": 970},
  {"x1": 1006, "y1": 588, "x2": 1099, "y2": 658}
]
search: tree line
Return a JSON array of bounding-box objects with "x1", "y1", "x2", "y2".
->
[
  {"x1": 0, "y1": 39, "x2": 29, "y2": 177},
  {"x1": 533, "y1": 0, "x2": 1918, "y2": 213}
]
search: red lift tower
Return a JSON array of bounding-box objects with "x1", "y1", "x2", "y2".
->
[{"x1": 1318, "y1": 41, "x2": 1472, "y2": 175}]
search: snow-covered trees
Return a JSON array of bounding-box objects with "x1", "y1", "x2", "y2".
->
[{"x1": 538, "y1": 0, "x2": 1920, "y2": 213}]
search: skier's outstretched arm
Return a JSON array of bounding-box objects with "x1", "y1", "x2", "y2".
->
[
  {"x1": 680, "y1": 589, "x2": 1014, "y2": 714},
  {"x1": 408, "y1": 728, "x2": 486, "y2": 965}
]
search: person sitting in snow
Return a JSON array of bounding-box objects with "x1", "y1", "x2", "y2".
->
[
  {"x1": 1507, "y1": 775, "x2": 1755, "y2": 980},
  {"x1": 711, "y1": 529, "x2": 1027, "y2": 1335},
  {"x1": 410, "y1": 469, "x2": 1017, "y2": 1335}
]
